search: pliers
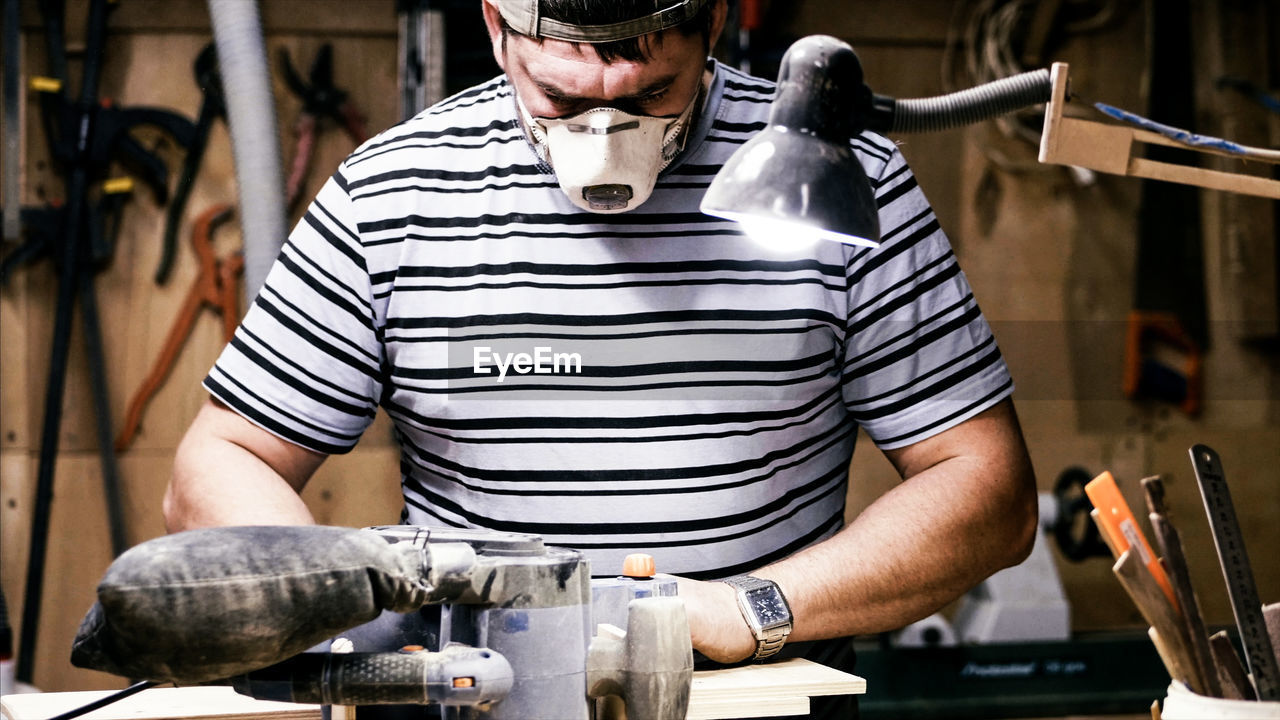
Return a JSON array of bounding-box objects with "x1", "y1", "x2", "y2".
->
[
  {"x1": 280, "y1": 43, "x2": 370, "y2": 210},
  {"x1": 116, "y1": 204, "x2": 243, "y2": 451}
]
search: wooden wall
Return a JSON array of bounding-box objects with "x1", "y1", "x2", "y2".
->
[
  {"x1": 1, "y1": 0, "x2": 407, "y2": 691},
  {"x1": 1, "y1": 0, "x2": 1277, "y2": 695}
]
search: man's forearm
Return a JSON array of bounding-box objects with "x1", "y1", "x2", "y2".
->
[
  {"x1": 684, "y1": 400, "x2": 1038, "y2": 662},
  {"x1": 760, "y1": 451, "x2": 1036, "y2": 643},
  {"x1": 685, "y1": 454, "x2": 1035, "y2": 661}
]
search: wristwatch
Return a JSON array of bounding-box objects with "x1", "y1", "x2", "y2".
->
[{"x1": 719, "y1": 575, "x2": 792, "y2": 660}]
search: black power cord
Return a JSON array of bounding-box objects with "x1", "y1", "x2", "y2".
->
[{"x1": 45, "y1": 680, "x2": 162, "y2": 720}]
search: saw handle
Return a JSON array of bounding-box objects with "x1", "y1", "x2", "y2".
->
[{"x1": 230, "y1": 645, "x2": 513, "y2": 707}]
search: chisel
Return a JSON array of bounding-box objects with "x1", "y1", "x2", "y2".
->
[
  {"x1": 1142, "y1": 476, "x2": 1219, "y2": 697},
  {"x1": 1086, "y1": 471, "x2": 1178, "y2": 611}
]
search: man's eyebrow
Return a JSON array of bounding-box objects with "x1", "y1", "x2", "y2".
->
[{"x1": 534, "y1": 72, "x2": 681, "y2": 101}]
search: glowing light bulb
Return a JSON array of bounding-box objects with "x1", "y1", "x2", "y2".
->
[{"x1": 708, "y1": 210, "x2": 879, "y2": 251}]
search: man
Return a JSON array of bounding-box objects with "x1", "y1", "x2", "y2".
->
[{"x1": 166, "y1": 0, "x2": 1036, "y2": 711}]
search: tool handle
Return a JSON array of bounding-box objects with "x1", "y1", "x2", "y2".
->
[
  {"x1": 286, "y1": 113, "x2": 317, "y2": 211},
  {"x1": 115, "y1": 283, "x2": 205, "y2": 451},
  {"x1": 1113, "y1": 550, "x2": 1201, "y2": 692},
  {"x1": 157, "y1": 103, "x2": 219, "y2": 284},
  {"x1": 339, "y1": 101, "x2": 370, "y2": 145},
  {"x1": 1085, "y1": 471, "x2": 1179, "y2": 612},
  {"x1": 230, "y1": 646, "x2": 513, "y2": 707},
  {"x1": 1209, "y1": 631, "x2": 1257, "y2": 700},
  {"x1": 1123, "y1": 310, "x2": 1202, "y2": 416}
]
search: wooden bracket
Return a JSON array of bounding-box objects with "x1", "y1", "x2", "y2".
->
[{"x1": 1039, "y1": 62, "x2": 1280, "y2": 199}]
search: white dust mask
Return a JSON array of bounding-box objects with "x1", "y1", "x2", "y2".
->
[{"x1": 519, "y1": 87, "x2": 700, "y2": 213}]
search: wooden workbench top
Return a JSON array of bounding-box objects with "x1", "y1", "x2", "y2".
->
[{"x1": 1, "y1": 657, "x2": 865, "y2": 720}]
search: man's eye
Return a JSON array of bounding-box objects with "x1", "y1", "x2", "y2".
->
[
  {"x1": 638, "y1": 90, "x2": 668, "y2": 105},
  {"x1": 536, "y1": 91, "x2": 575, "y2": 112}
]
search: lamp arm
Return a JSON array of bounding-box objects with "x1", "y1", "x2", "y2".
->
[{"x1": 867, "y1": 68, "x2": 1052, "y2": 134}]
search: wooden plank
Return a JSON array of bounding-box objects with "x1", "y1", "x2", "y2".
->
[
  {"x1": 1041, "y1": 63, "x2": 1280, "y2": 199},
  {"x1": 0, "y1": 251, "x2": 31, "y2": 450},
  {"x1": 688, "y1": 657, "x2": 866, "y2": 706},
  {"x1": 1147, "y1": 627, "x2": 1192, "y2": 697},
  {"x1": 1112, "y1": 549, "x2": 1203, "y2": 693},
  {"x1": 35, "y1": 453, "x2": 121, "y2": 692},
  {"x1": 1, "y1": 686, "x2": 320, "y2": 720},
  {"x1": 0, "y1": 451, "x2": 34, "y2": 638},
  {"x1": 1209, "y1": 630, "x2": 1256, "y2": 700},
  {"x1": 687, "y1": 695, "x2": 810, "y2": 720},
  {"x1": 1127, "y1": 157, "x2": 1280, "y2": 200},
  {"x1": 1043, "y1": 109, "x2": 1280, "y2": 199}
]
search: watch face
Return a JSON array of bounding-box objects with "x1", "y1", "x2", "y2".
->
[{"x1": 744, "y1": 585, "x2": 789, "y2": 627}]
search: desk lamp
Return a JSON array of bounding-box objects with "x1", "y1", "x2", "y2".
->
[
  {"x1": 700, "y1": 34, "x2": 1055, "y2": 248},
  {"x1": 700, "y1": 35, "x2": 884, "y2": 248}
]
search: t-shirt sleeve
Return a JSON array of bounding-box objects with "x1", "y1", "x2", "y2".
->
[
  {"x1": 204, "y1": 170, "x2": 383, "y2": 455},
  {"x1": 841, "y1": 143, "x2": 1013, "y2": 449}
]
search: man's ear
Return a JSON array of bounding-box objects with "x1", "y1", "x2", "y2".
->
[
  {"x1": 481, "y1": 0, "x2": 507, "y2": 71},
  {"x1": 707, "y1": 0, "x2": 729, "y2": 52}
]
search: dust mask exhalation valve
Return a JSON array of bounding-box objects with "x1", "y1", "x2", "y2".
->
[{"x1": 521, "y1": 93, "x2": 697, "y2": 213}]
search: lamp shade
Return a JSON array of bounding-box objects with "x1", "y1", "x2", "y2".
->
[{"x1": 701, "y1": 35, "x2": 881, "y2": 248}]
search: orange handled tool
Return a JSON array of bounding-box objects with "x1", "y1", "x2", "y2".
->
[
  {"x1": 115, "y1": 204, "x2": 242, "y2": 451},
  {"x1": 1085, "y1": 471, "x2": 1179, "y2": 613},
  {"x1": 1122, "y1": 310, "x2": 1202, "y2": 417}
]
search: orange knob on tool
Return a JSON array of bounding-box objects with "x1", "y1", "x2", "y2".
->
[{"x1": 622, "y1": 553, "x2": 656, "y2": 579}]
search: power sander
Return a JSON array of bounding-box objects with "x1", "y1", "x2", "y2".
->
[{"x1": 70, "y1": 525, "x2": 692, "y2": 719}]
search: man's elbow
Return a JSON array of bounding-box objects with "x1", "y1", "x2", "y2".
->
[
  {"x1": 1001, "y1": 461, "x2": 1039, "y2": 570},
  {"x1": 161, "y1": 481, "x2": 184, "y2": 533},
  {"x1": 164, "y1": 433, "x2": 203, "y2": 532},
  {"x1": 162, "y1": 468, "x2": 195, "y2": 533}
]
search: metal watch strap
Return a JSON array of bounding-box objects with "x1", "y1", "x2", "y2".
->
[{"x1": 719, "y1": 574, "x2": 792, "y2": 660}]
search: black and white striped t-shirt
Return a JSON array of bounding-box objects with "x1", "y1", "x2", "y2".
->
[{"x1": 205, "y1": 61, "x2": 1013, "y2": 579}]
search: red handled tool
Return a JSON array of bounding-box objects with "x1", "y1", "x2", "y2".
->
[
  {"x1": 280, "y1": 44, "x2": 370, "y2": 211},
  {"x1": 116, "y1": 204, "x2": 243, "y2": 451}
]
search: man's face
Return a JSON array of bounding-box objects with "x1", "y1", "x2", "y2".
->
[{"x1": 482, "y1": 2, "x2": 723, "y2": 120}]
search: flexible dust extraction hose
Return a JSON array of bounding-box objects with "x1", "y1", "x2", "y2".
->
[
  {"x1": 868, "y1": 68, "x2": 1053, "y2": 134},
  {"x1": 207, "y1": 0, "x2": 286, "y2": 306}
]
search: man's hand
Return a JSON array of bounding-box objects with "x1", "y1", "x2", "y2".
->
[{"x1": 676, "y1": 577, "x2": 756, "y2": 663}]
